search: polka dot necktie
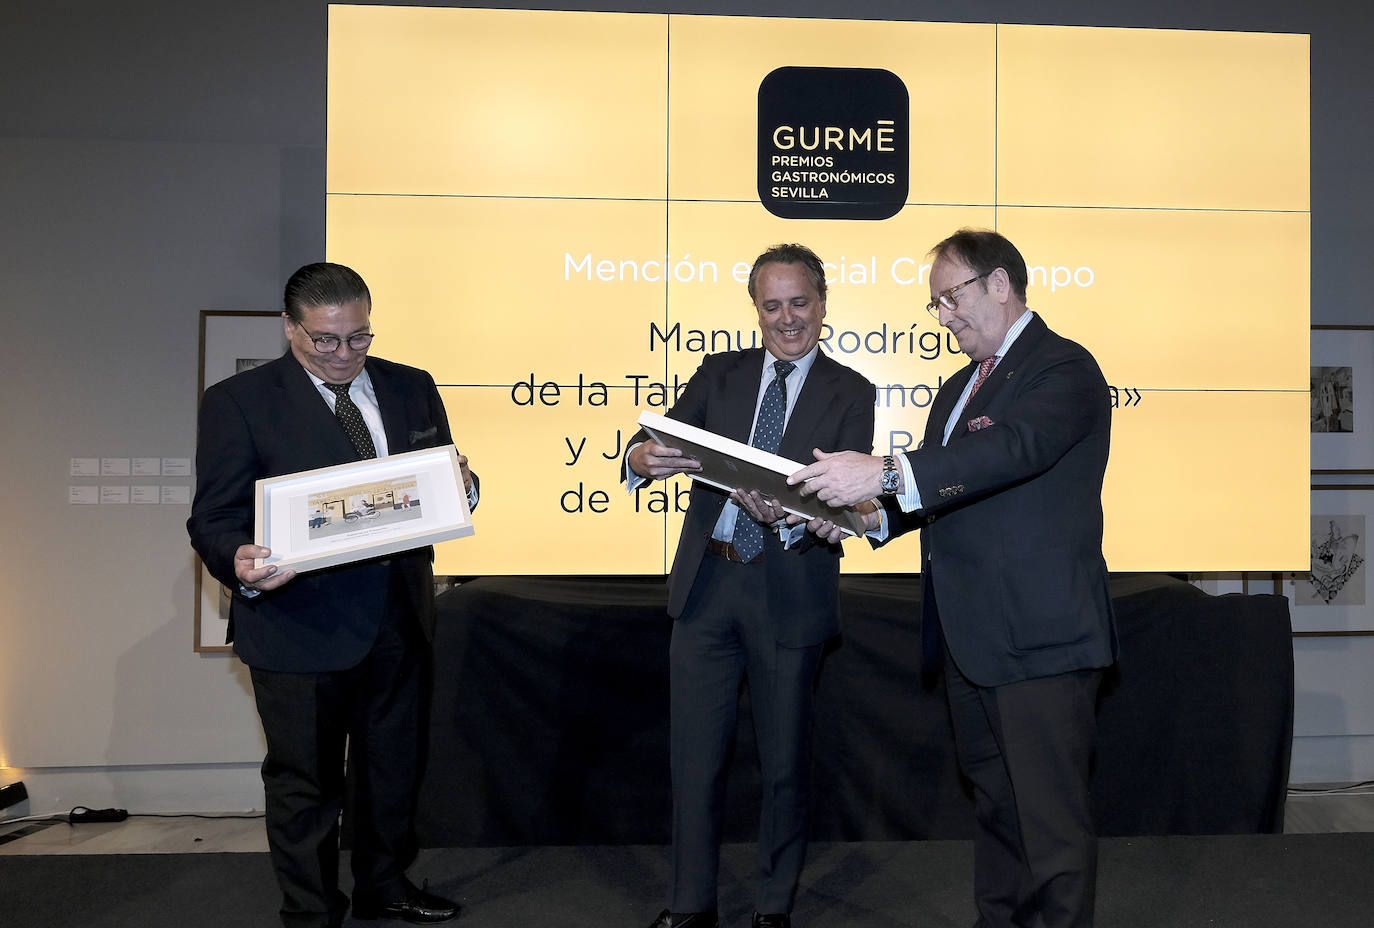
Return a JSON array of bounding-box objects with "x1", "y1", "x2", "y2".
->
[
  {"x1": 324, "y1": 382, "x2": 377, "y2": 460},
  {"x1": 732, "y1": 359, "x2": 795, "y2": 563}
]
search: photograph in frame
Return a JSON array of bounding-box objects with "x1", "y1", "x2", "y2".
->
[
  {"x1": 1311, "y1": 326, "x2": 1374, "y2": 474},
  {"x1": 1283, "y1": 485, "x2": 1374, "y2": 633},
  {"x1": 194, "y1": 310, "x2": 288, "y2": 653},
  {"x1": 255, "y1": 445, "x2": 474, "y2": 574},
  {"x1": 637, "y1": 410, "x2": 866, "y2": 536}
]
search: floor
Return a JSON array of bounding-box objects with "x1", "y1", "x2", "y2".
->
[{"x1": 2, "y1": 784, "x2": 1372, "y2": 855}]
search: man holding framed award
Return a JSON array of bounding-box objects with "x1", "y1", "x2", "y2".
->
[
  {"x1": 188, "y1": 262, "x2": 477, "y2": 927},
  {"x1": 622, "y1": 243, "x2": 875, "y2": 928},
  {"x1": 789, "y1": 229, "x2": 1116, "y2": 928}
]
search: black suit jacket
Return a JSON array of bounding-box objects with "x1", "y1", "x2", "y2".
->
[
  {"x1": 625, "y1": 349, "x2": 875, "y2": 647},
  {"x1": 888, "y1": 314, "x2": 1117, "y2": 686},
  {"x1": 187, "y1": 351, "x2": 458, "y2": 673}
]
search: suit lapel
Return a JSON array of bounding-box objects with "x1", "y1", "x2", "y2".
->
[
  {"x1": 779, "y1": 353, "x2": 837, "y2": 461},
  {"x1": 273, "y1": 352, "x2": 360, "y2": 463},
  {"x1": 929, "y1": 362, "x2": 974, "y2": 444},
  {"x1": 961, "y1": 312, "x2": 1046, "y2": 424},
  {"x1": 721, "y1": 350, "x2": 763, "y2": 444},
  {"x1": 367, "y1": 359, "x2": 410, "y2": 455}
]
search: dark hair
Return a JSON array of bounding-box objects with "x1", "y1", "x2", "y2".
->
[
  {"x1": 283, "y1": 262, "x2": 371, "y2": 322},
  {"x1": 747, "y1": 243, "x2": 827, "y2": 302},
  {"x1": 930, "y1": 229, "x2": 1029, "y2": 303}
]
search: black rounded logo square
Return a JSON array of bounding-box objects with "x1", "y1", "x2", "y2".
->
[{"x1": 758, "y1": 66, "x2": 910, "y2": 221}]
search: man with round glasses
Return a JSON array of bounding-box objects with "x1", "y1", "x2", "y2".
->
[
  {"x1": 189, "y1": 262, "x2": 476, "y2": 927},
  {"x1": 790, "y1": 229, "x2": 1116, "y2": 928}
]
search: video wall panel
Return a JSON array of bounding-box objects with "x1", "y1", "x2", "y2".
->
[{"x1": 327, "y1": 6, "x2": 1310, "y2": 574}]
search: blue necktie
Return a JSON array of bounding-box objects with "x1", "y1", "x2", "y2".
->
[{"x1": 732, "y1": 360, "x2": 795, "y2": 563}]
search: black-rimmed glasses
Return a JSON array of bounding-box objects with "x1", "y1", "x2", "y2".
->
[{"x1": 299, "y1": 328, "x2": 374, "y2": 353}]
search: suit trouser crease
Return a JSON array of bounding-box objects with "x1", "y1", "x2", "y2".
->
[
  {"x1": 944, "y1": 646, "x2": 1101, "y2": 928},
  {"x1": 668, "y1": 550, "x2": 821, "y2": 914},
  {"x1": 249, "y1": 580, "x2": 423, "y2": 925}
]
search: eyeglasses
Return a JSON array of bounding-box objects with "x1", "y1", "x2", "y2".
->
[
  {"x1": 298, "y1": 327, "x2": 374, "y2": 353},
  {"x1": 925, "y1": 272, "x2": 991, "y2": 319}
]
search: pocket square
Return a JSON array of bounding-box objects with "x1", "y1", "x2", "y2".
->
[
  {"x1": 408, "y1": 426, "x2": 438, "y2": 445},
  {"x1": 967, "y1": 415, "x2": 994, "y2": 432}
]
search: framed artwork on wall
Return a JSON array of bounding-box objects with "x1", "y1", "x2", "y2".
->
[
  {"x1": 194, "y1": 311, "x2": 287, "y2": 653},
  {"x1": 1284, "y1": 485, "x2": 1374, "y2": 635},
  {"x1": 1311, "y1": 326, "x2": 1374, "y2": 474}
]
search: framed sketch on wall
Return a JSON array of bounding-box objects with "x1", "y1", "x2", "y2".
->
[
  {"x1": 194, "y1": 311, "x2": 287, "y2": 653},
  {"x1": 1311, "y1": 326, "x2": 1374, "y2": 474},
  {"x1": 1284, "y1": 485, "x2": 1374, "y2": 635}
]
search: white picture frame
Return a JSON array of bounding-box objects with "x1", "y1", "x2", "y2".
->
[
  {"x1": 255, "y1": 445, "x2": 474, "y2": 574},
  {"x1": 1283, "y1": 485, "x2": 1374, "y2": 633},
  {"x1": 195, "y1": 310, "x2": 287, "y2": 653},
  {"x1": 1311, "y1": 326, "x2": 1374, "y2": 474},
  {"x1": 638, "y1": 410, "x2": 865, "y2": 536}
]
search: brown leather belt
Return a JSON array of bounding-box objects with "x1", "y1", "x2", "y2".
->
[{"x1": 706, "y1": 537, "x2": 754, "y2": 563}]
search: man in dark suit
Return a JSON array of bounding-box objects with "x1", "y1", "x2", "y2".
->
[
  {"x1": 790, "y1": 229, "x2": 1117, "y2": 928},
  {"x1": 623, "y1": 244, "x2": 875, "y2": 928},
  {"x1": 188, "y1": 262, "x2": 475, "y2": 927}
]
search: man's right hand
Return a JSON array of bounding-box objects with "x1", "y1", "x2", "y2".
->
[
  {"x1": 234, "y1": 544, "x2": 296, "y2": 592},
  {"x1": 628, "y1": 441, "x2": 701, "y2": 480}
]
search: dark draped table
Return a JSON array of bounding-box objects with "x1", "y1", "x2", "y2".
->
[{"x1": 412, "y1": 573, "x2": 1292, "y2": 847}]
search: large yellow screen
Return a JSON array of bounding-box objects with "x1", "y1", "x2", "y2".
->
[{"x1": 326, "y1": 7, "x2": 1310, "y2": 575}]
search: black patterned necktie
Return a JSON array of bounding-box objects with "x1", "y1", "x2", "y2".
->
[
  {"x1": 324, "y1": 381, "x2": 377, "y2": 460},
  {"x1": 732, "y1": 359, "x2": 795, "y2": 563}
]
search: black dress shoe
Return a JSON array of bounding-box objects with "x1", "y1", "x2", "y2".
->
[
  {"x1": 752, "y1": 914, "x2": 791, "y2": 928},
  {"x1": 646, "y1": 908, "x2": 719, "y2": 928},
  {"x1": 353, "y1": 882, "x2": 460, "y2": 923}
]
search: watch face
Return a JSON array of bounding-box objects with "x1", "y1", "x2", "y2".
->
[{"x1": 881, "y1": 469, "x2": 900, "y2": 493}]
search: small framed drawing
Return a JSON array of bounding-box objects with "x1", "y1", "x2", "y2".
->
[
  {"x1": 1284, "y1": 485, "x2": 1374, "y2": 635},
  {"x1": 194, "y1": 311, "x2": 287, "y2": 653},
  {"x1": 255, "y1": 445, "x2": 474, "y2": 574},
  {"x1": 1311, "y1": 325, "x2": 1374, "y2": 474}
]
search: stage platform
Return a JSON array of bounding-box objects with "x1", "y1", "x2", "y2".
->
[{"x1": 3, "y1": 835, "x2": 1371, "y2": 927}]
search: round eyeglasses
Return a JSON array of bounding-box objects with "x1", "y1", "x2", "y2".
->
[{"x1": 299, "y1": 328, "x2": 375, "y2": 353}]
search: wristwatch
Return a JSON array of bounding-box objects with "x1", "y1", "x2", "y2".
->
[{"x1": 880, "y1": 455, "x2": 900, "y2": 495}]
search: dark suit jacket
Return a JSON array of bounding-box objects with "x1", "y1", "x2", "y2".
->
[
  {"x1": 625, "y1": 349, "x2": 875, "y2": 647},
  {"x1": 187, "y1": 351, "x2": 458, "y2": 673},
  {"x1": 888, "y1": 313, "x2": 1117, "y2": 687}
]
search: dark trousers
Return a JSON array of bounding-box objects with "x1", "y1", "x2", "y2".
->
[
  {"x1": 668, "y1": 551, "x2": 824, "y2": 914},
  {"x1": 944, "y1": 647, "x2": 1102, "y2": 928},
  {"x1": 248, "y1": 595, "x2": 424, "y2": 928}
]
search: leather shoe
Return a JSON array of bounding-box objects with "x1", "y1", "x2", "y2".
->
[
  {"x1": 646, "y1": 909, "x2": 719, "y2": 928},
  {"x1": 353, "y1": 881, "x2": 460, "y2": 923},
  {"x1": 753, "y1": 915, "x2": 791, "y2": 928}
]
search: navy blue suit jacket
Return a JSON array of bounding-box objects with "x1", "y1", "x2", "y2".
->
[
  {"x1": 625, "y1": 348, "x2": 875, "y2": 647},
  {"x1": 888, "y1": 314, "x2": 1117, "y2": 686},
  {"x1": 188, "y1": 351, "x2": 459, "y2": 673}
]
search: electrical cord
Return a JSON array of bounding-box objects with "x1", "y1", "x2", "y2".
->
[{"x1": 0, "y1": 809, "x2": 265, "y2": 829}]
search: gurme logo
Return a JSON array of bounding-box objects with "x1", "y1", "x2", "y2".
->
[{"x1": 757, "y1": 66, "x2": 909, "y2": 220}]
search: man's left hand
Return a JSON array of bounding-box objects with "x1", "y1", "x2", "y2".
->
[
  {"x1": 788, "y1": 449, "x2": 884, "y2": 509},
  {"x1": 732, "y1": 488, "x2": 785, "y2": 524},
  {"x1": 457, "y1": 453, "x2": 473, "y2": 493},
  {"x1": 788, "y1": 498, "x2": 882, "y2": 544}
]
